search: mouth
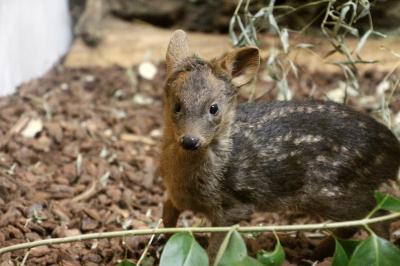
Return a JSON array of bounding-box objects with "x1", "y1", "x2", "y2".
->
[{"x1": 181, "y1": 144, "x2": 200, "y2": 151}]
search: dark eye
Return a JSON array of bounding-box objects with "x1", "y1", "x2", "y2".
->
[
  {"x1": 209, "y1": 104, "x2": 219, "y2": 115},
  {"x1": 174, "y1": 103, "x2": 181, "y2": 113}
]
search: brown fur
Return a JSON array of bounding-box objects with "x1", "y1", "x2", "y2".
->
[{"x1": 160, "y1": 30, "x2": 400, "y2": 262}]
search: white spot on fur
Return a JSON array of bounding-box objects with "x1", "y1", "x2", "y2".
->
[
  {"x1": 321, "y1": 187, "x2": 337, "y2": 197},
  {"x1": 358, "y1": 122, "x2": 367, "y2": 128},
  {"x1": 284, "y1": 132, "x2": 292, "y2": 141},
  {"x1": 341, "y1": 146, "x2": 349, "y2": 153},
  {"x1": 276, "y1": 153, "x2": 288, "y2": 161},
  {"x1": 374, "y1": 154, "x2": 384, "y2": 165},
  {"x1": 316, "y1": 155, "x2": 328, "y2": 162},
  {"x1": 293, "y1": 135, "x2": 322, "y2": 145}
]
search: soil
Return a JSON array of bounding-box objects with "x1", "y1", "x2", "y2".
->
[{"x1": 0, "y1": 59, "x2": 399, "y2": 265}]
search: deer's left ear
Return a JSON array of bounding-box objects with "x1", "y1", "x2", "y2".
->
[
  {"x1": 166, "y1": 30, "x2": 191, "y2": 76},
  {"x1": 216, "y1": 47, "x2": 260, "y2": 87}
]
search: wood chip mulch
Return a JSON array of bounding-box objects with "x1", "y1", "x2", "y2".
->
[{"x1": 0, "y1": 63, "x2": 399, "y2": 265}]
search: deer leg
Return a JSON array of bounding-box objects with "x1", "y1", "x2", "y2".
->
[
  {"x1": 311, "y1": 227, "x2": 357, "y2": 261},
  {"x1": 162, "y1": 198, "x2": 180, "y2": 228}
]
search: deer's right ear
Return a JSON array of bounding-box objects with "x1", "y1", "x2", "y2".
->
[
  {"x1": 166, "y1": 30, "x2": 191, "y2": 76},
  {"x1": 216, "y1": 47, "x2": 260, "y2": 88}
]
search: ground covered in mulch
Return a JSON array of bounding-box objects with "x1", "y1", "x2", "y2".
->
[{"x1": 0, "y1": 61, "x2": 399, "y2": 265}]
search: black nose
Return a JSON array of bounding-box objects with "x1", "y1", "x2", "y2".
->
[{"x1": 180, "y1": 136, "x2": 200, "y2": 150}]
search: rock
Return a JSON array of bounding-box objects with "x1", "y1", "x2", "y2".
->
[
  {"x1": 326, "y1": 81, "x2": 359, "y2": 103},
  {"x1": 138, "y1": 62, "x2": 157, "y2": 80},
  {"x1": 132, "y1": 94, "x2": 153, "y2": 106},
  {"x1": 21, "y1": 118, "x2": 43, "y2": 138}
]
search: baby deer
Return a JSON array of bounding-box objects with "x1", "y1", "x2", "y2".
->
[{"x1": 160, "y1": 30, "x2": 400, "y2": 261}]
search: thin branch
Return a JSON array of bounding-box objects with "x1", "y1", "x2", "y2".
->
[
  {"x1": 71, "y1": 178, "x2": 99, "y2": 203},
  {"x1": 1, "y1": 212, "x2": 399, "y2": 255},
  {"x1": 20, "y1": 250, "x2": 30, "y2": 266},
  {"x1": 137, "y1": 219, "x2": 162, "y2": 266}
]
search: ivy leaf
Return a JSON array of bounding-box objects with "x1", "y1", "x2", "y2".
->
[
  {"x1": 216, "y1": 230, "x2": 248, "y2": 266},
  {"x1": 160, "y1": 232, "x2": 208, "y2": 266},
  {"x1": 375, "y1": 192, "x2": 400, "y2": 212},
  {"x1": 332, "y1": 239, "x2": 349, "y2": 266},
  {"x1": 337, "y1": 238, "x2": 361, "y2": 259},
  {"x1": 117, "y1": 259, "x2": 136, "y2": 266},
  {"x1": 140, "y1": 256, "x2": 155, "y2": 266},
  {"x1": 234, "y1": 256, "x2": 264, "y2": 266},
  {"x1": 349, "y1": 235, "x2": 400, "y2": 266},
  {"x1": 256, "y1": 234, "x2": 285, "y2": 266}
]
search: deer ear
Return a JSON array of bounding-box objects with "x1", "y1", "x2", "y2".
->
[
  {"x1": 166, "y1": 30, "x2": 191, "y2": 76},
  {"x1": 217, "y1": 47, "x2": 260, "y2": 87}
]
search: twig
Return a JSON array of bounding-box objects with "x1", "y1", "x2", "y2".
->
[
  {"x1": 137, "y1": 219, "x2": 162, "y2": 266},
  {"x1": 20, "y1": 249, "x2": 30, "y2": 266},
  {"x1": 0, "y1": 116, "x2": 30, "y2": 149},
  {"x1": 71, "y1": 179, "x2": 99, "y2": 203},
  {"x1": 0, "y1": 212, "x2": 399, "y2": 255}
]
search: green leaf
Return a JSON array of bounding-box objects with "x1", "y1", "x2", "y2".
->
[
  {"x1": 256, "y1": 234, "x2": 285, "y2": 266},
  {"x1": 217, "y1": 231, "x2": 248, "y2": 266},
  {"x1": 160, "y1": 232, "x2": 208, "y2": 266},
  {"x1": 337, "y1": 238, "x2": 361, "y2": 259},
  {"x1": 349, "y1": 235, "x2": 400, "y2": 266},
  {"x1": 234, "y1": 256, "x2": 264, "y2": 266},
  {"x1": 375, "y1": 192, "x2": 400, "y2": 212},
  {"x1": 140, "y1": 256, "x2": 155, "y2": 266},
  {"x1": 117, "y1": 259, "x2": 136, "y2": 266},
  {"x1": 214, "y1": 229, "x2": 235, "y2": 265},
  {"x1": 332, "y1": 239, "x2": 349, "y2": 266}
]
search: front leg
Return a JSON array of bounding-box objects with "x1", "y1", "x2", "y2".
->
[
  {"x1": 208, "y1": 207, "x2": 251, "y2": 264},
  {"x1": 208, "y1": 230, "x2": 228, "y2": 265},
  {"x1": 162, "y1": 198, "x2": 180, "y2": 228}
]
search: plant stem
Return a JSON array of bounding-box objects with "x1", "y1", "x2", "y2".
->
[{"x1": 1, "y1": 212, "x2": 399, "y2": 256}]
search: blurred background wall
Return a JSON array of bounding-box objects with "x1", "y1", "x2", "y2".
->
[{"x1": 0, "y1": 0, "x2": 72, "y2": 96}]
